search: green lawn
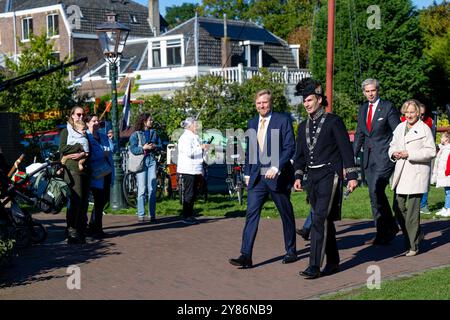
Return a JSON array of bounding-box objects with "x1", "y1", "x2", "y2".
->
[
  {"x1": 322, "y1": 265, "x2": 450, "y2": 300},
  {"x1": 106, "y1": 185, "x2": 449, "y2": 220}
]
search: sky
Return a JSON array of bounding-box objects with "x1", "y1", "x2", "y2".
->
[{"x1": 135, "y1": 0, "x2": 445, "y2": 17}]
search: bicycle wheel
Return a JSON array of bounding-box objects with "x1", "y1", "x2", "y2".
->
[
  {"x1": 30, "y1": 219, "x2": 47, "y2": 244},
  {"x1": 235, "y1": 173, "x2": 244, "y2": 205},
  {"x1": 123, "y1": 172, "x2": 138, "y2": 208},
  {"x1": 156, "y1": 172, "x2": 165, "y2": 200}
]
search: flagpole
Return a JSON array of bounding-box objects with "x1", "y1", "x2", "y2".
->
[{"x1": 326, "y1": 0, "x2": 335, "y2": 113}]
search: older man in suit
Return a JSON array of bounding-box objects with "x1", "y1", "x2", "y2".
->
[
  {"x1": 353, "y1": 78, "x2": 400, "y2": 245},
  {"x1": 229, "y1": 89, "x2": 297, "y2": 268}
]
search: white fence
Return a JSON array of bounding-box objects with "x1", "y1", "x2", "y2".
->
[{"x1": 209, "y1": 64, "x2": 311, "y2": 85}]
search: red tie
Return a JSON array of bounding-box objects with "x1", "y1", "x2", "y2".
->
[{"x1": 366, "y1": 104, "x2": 373, "y2": 132}]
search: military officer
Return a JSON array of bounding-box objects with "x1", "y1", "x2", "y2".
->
[{"x1": 293, "y1": 78, "x2": 358, "y2": 279}]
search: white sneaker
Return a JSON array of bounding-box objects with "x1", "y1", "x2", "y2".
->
[
  {"x1": 405, "y1": 250, "x2": 418, "y2": 257},
  {"x1": 435, "y1": 207, "x2": 448, "y2": 216}
]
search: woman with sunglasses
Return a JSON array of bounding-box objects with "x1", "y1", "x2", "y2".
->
[{"x1": 59, "y1": 106, "x2": 90, "y2": 244}]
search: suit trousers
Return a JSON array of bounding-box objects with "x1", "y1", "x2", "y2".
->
[
  {"x1": 365, "y1": 155, "x2": 398, "y2": 239},
  {"x1": 307, "y1": 168, "x2": 340, "y2": 267},
  {"x1": 240, "y1": 178, "x2": 296, "y2": 258}
]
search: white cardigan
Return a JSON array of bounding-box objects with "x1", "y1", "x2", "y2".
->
[
  {"x1": 431, "y1": 143, "x2": 450, "y2": 187},
  {"x1": 176, "y1": 129, "x2": 204, "y2": 175},
  {"x1": 388, "y1": 120, "x2": 436, "y2": 195}
]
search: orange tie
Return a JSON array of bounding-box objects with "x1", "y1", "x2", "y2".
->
[
  {"x1": 366, "y1": 104, "x2": 373, "y2": 132},
  {"x1": 258, "y1": 119, "x2": 266, "y2": 151}
]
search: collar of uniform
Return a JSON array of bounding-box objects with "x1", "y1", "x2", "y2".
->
[{"x1": 309, "y1": 107, "x2": 325, "y2": 121}]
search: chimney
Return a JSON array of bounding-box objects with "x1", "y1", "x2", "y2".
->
[
  {"x1": 148, "y1": 0, "x2": 160, "y2": 36},
  {"x1": 221, "y1": 14, "x2": 231, "y2": 68}
]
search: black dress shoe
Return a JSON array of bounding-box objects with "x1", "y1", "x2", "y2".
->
[
  {"x1": 296, "y1": 228, "x2": 310, "y2": 241},
  {"x1": 229, "y1": 255, "x2": 253, "y2": 268},
  {"x1": 299, "y1": 266, "x2": 320, "y2": 279},
  {"x1": 320, "y1": 264, "x2": 340, "y2": 277},
  {"x1": 282, "y1": 253, "x2": 298, "y2": 264}
]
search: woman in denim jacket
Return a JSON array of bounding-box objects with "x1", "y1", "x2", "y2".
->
[
  {"x1": 85, "y1": 114, "x2": 113, "y2": 237},
  {"x1": 129, "y1": 113, "x2": 162, "y2": 223}
]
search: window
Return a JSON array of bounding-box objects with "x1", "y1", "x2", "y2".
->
[
  {"x1": 47, "y1": 14, "x2": 59, "y2": 37},
  {"x1": 152, "y1": 42, "x2": 161, "y2": 68},
  {"x1": 22, "y1": 17, "x2": 33, "y2": 41},
  {"x1": 129, "y1": 14, "x2": 138, "y2": 24},
  {"x1": 166, "y1": 39, "x2": 181, "y2": 66},
  {"x1": 240, "y1": 41, "x2": 263, "y2": 67}
]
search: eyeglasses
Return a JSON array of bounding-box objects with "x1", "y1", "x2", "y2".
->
[{"x1": 75, "y1": 113, "x2": 84, "y2": 117}]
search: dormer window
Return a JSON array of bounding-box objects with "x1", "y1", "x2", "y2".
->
[{"x1": 240, "y1": 40, "x2": 264, "y2": 68}]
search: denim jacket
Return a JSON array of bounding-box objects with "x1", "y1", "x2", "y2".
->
[{"x1": 129, "y1": 129, "x2": 162, "y2": 159}]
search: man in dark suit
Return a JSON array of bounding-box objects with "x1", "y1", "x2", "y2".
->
[
  {"x1": 229, "y1": 89, "x2": 297, "y2": 268},
  {"x1": 293, "y1": 78, "x2": 358, "y2": 279},
  {"x1": 353, "y1": 78, "x2": 400, "y2": 245}
]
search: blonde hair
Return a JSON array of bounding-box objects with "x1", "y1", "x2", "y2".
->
[
  {"x1": 254, "y1": 89, "x2": 272, "y2": 102},
  {"x1": 401, "y1": 99, "x2": 420, "y2": 115},
  {"x1": 73, "y1": 120, "x2": 86, "y2": 132},
  {"x1": 68, "y1": 106, "x2": 84, "y2": 127}
]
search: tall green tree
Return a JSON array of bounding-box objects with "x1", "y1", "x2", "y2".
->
[
  {"x1": 164, "y1": 2, "x2": 199, "y2": 29},
  {"x1": 419, "y1": 1, "x2": 450, "y2": 109},
  {"x1": 310, "y1": 0, "x2": 430, "y2": 110},
  {"x1": 0, "y1": 34, "x2": 77, "y2": 133}
]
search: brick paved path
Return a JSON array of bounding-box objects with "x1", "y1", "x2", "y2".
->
[{"x1": 0, "y1": 213, "x2": 449, "y2": 299}]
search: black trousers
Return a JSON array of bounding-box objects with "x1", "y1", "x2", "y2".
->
[
  {"x1": 365, "y1": 160, "x2": 398, "y2": 240},
  {"x1": 89, "y1": 173, "x2": 111, "y2": 232},
  {"x1": 180, "y1": 173, "x2": 202, "y2": 218},
  {"x1": 307, "y1": 168, "x2": 340, "y2": 268}
]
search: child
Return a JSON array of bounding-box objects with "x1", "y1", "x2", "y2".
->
[
  {"x1": 430, "y1": 131, "x2": 450, "y2": 217},
  {"x1": 62, "y1": 120, "x2": 89, "y2": 171}
]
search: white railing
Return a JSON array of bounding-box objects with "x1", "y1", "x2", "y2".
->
[{"x1": 209, "y1": 63, "x2": 311, "y2": 85}]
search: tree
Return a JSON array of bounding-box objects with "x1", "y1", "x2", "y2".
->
[
  {"x1": 0, "y1": 34, "x2": 77, "y2": 133},
  {"x1": 419, "y1": 2, "x2": 450, "y2": 110},
  {"x1": 199, "y1": 0, "x2": 251, "y2": 20},
  {"x1": 164, "y1": 3, "x2": 199, "y2": 29},
  {"x1": 136, "y1": 71, "x2": 290, "y2": 142},
  {"x1": 310, "y1": 0, "x2": 430, "y2": 110}
]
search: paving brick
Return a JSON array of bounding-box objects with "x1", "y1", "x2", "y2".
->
[{"x1": 0, "y1": 213, "x2": 448, "y2": 299}]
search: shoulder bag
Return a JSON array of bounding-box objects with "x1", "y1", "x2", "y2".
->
[{"x1": 128, "y1": 132, "x2": 145, "y2": 172}]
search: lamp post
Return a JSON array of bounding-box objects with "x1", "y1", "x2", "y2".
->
[{"x1": 96, "y1": 15, "x2": 130, "y2": 210}]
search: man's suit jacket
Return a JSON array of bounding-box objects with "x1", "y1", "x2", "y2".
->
[
  {"x1": 353, "y1": 99, "x2": 400, "y2": 170},
  {"x1": 244, "y1": 112, "x2": 295, "y2": 192}
]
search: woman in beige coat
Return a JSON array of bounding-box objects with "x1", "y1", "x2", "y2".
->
[{"x1": 388, "y1": 99, "x2": 436, "y2": 256}]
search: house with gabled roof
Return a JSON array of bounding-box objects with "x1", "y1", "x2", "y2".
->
[{"x1": 0, "y1": 0, "x2": 167, "y2": 95}]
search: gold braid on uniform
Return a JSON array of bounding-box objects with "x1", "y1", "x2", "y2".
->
[{"x1": 345, "y1": 167, "x2": 359, "y2": 174}]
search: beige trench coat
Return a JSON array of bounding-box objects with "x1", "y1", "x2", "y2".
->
[{"x1": 388, "y1": 120, "x2": 436, "y2": 195}]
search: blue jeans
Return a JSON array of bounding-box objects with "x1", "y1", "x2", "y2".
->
[
  {"x1": 136, "y1": 156, "x2": 157, "y2": 218},
  {"x1": 420, "y1": 192, "x2": 428, "y2": 209},
  {"x1": 445, "y1": 187, "x2": 450, "y2": 209}
]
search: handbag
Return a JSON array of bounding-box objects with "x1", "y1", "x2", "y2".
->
[{"x1": 128, "y1": 133, "x2": 145, "y2": 172}]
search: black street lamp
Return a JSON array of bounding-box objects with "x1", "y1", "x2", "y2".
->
[{"x1": 96, "y1": 14, "x2": 130, "y2": 210}]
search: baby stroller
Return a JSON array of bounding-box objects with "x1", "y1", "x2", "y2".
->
[{"x1": 0, "y1": 155, "x2": 72, "y2": 248}]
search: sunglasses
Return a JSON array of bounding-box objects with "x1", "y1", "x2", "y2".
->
[{"x1": 75, "y1": 113, "x2": 84, "y2": 117}]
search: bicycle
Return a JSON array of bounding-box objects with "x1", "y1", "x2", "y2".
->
[{"x1": 225, "y1": 154, "x2": 245, "y2": 205}]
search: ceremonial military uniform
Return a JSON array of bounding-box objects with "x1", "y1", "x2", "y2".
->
[{"x1": 294, "y1": 107, "x2": 358, "y2": 272}]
